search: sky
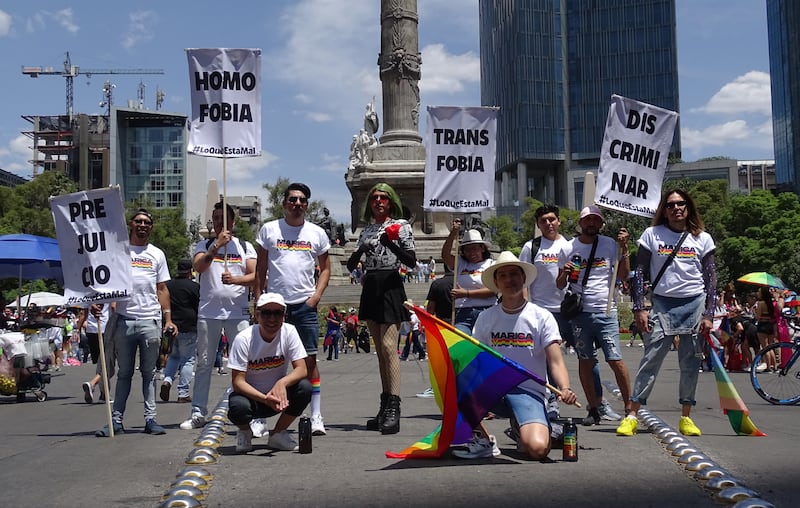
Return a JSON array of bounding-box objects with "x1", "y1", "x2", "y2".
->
[{"x1": 0, "y1": 1, "x2": 773, "y2": 224}]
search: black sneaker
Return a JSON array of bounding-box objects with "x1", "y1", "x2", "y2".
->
[
  {"x1": 582, "y1": 407, "x2": 601, "y2": 426},
  {"x1": 144, "y1": 419, "x2": 166, "y2": 435}
]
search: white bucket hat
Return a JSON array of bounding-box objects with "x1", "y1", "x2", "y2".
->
[
  {"x1": 481, "y1": 251, "x2": 537, "y2": 293},
  {"x1": 460, "y1": 229, "x2": 489, "y2": 247}
]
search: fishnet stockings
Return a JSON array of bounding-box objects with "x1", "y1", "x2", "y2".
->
[{"x1": 367, "y1": 321, "x2": 400, "y2": 394}]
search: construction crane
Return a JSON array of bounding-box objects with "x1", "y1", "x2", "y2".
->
[{"x1": 22, "y1": 51, "x2": 164, "y2": 118}]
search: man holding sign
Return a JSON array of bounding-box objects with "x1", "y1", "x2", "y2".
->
[{"x1": 96, "y1": 209, "x2": 174, "y2": 437}]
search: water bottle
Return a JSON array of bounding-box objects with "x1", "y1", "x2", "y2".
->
[
  {"x1": 562, "y1": 418, "x2": 578, "y2": 462},
  {"x1": 298, "y1": 415, "x2": 312, "y2": 454},
  {"x1": 568, "y1": 255, "x2": 582, "y2": 283}
]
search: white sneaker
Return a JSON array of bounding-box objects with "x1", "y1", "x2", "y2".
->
[
  {"x1": 236, "y1": 428, "x2": 253, "y2": 453},
  {"x1": 82, "y1": 382, "x2": 94, "y2": 404},
  {"x1": 416, "y1": 387, "x2": 435, "y2": 398},
  {"x1": 179, "y1": 414, "x2": 206, "y2": 430},
  {"x1": 452, "y1": 432, "x2": 500, "y2": 459},
  {"x1": 311, "y1": 414, "x2": 326, "y2": 436},
  {"x1": 756, "y1": 363, "x2": 768, "y2": 372},
  {"x1": 599, "y1": 400, "x2": 622, "y2": 421},
  {"x1": 267, "y1": 430, "x2": 299, "y2": 451},
  {"x1": 250, "y1": 418, "x2": 268, "y2": 438}
]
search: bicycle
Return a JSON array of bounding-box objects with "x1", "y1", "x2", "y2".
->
[{"x1": 749, "y1": 333, "x2": 800, "y2": 405}]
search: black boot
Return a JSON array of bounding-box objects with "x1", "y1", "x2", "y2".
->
[
  {"x1": 366, "y1": 393, "x2": 389, "y2": 431},
  {"x1": 380, "y1": 395, "x2": 401, "y2": 434}
]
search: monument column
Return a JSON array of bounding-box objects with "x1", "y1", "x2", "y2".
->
[
  {"x1": 345, "y1": 0, "x2": 450, "y2": 247},
  {"x1": 378, "y1": 0, "x2": 422, "y2": 146}
]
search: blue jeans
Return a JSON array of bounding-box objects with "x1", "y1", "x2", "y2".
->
[
  {"x1": 455, "y1": 306, "x2": 491, "y2": 335},
  {"x1": 191, "y1": 318, "x2": 249, "y2": 417},
  {"x1": 631, "y1": 294, "x2": 704, "y2": 406},
  {"x1": 286, "y1": 302, "x2": 319, "y2": 354},
  {"x1": 573, "y1": 311, "x2": 623, "y2": 361},
  {"x1": 163, "y1": 331, "x2": 197, "y2": 399},
  {"x1": 492, "y1": 390, "x2": 549, "y2": 427},
  {"x1": 112, "y1": 317, "x2": 161, "y2": 423}
]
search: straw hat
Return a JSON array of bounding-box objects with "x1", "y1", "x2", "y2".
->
[
  {"x1": 460, "y1": 229, "x2": 490, "y2": 247},
  {"x1": 481, "y1": 251, "x2": 537, "y2": 293}
]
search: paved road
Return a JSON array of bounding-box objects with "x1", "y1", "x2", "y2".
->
[{"x1": 0, "y1": 344, "x2": 794, "y2": 507}]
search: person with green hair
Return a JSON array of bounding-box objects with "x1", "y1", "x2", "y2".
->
[{"x1": 347, "y1": 183, "x2": 416, "y2": 434}]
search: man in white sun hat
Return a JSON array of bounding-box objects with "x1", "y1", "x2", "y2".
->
[{"x1": 453, "y1": 251, "x2": 576, "y2": 460}]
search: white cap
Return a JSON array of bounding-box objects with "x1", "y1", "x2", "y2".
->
[{"x1": 256, "y1": 292, "x2": 286, "y2": 309}]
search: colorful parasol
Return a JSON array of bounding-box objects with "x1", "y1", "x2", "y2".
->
[{"x1": 736, "y1": 272, "x2": 786, "y2": 289}]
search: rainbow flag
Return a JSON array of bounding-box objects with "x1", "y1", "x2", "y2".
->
[
  {"x1": 386, "y1": 305, "x2": 548, "y2": 459},
  {"x1": 704, "y1": 333, "x2": 766, "y2": 437}
]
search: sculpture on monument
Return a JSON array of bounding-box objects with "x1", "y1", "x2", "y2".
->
[
  {"x1": 364, "y1": 98, "x2": 380, "y2": 142},
  {"x1": 345, "y1": 0, "x2": 430, "y2": 233},
  {"x1": 349, "y1": 99, "x2": 381, "y2": 169},
  {"x1": 315, "y1": 207, "x2": 336, "y2": 243}
]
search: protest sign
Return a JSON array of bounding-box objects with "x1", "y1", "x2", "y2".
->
[
  {"x1": 50, "y1": 187, "x2": 131, "y2": 306},
  {"x1": 186, "y1": 48, "x2": 261, "y2": 158},
  {"x1": 595, "y1": 94, "x2": 678, "y2": 217},
  {"x1": 423, "y1": 106, "x2": 497, "y2": 213}
]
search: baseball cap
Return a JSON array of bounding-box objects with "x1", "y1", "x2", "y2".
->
[
  {"x1": 579, "y1": 205, "x2": 604, "y2": 221},
  {"x1": 176, "y1": 259, "x2": 193, "y2": 276},
  {"x1": 256, "y1": 292, "x2": 286, "y2": 309}
]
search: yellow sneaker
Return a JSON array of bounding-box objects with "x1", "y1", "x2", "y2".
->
[
  {"x1": 679, "y1": 416, "x2": 701, "y2": 436},
  {"x1": 616, "y1": 415, "x2": 638, "y2": 436}
]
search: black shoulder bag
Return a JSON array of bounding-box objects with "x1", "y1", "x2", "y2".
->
[
  {"x1": 647, "y1": 231, "x2": 689, "y2": 299},
  {"x1": 560, "y1": 237, "x2": 598, "y2": 320}
]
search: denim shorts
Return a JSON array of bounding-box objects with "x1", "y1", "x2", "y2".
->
[
  {"x1": 286, "y1": 302, "x2": 320, "y2": 354},
  {"x1": 492, "y1": 390, "x2": 549, "y2": 427},
  {"x1": 573, "y1": 311, "x2": 622, "y2": 361}
]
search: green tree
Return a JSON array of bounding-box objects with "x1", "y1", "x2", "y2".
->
[
  {"x1": 124, "y1": 201, "x2": 193, "y2": 274},
  {"x1": 262, "y1": 177, "x2": 328, "y2": 223},
  {"x1": 486, "y1": 215, "x2": 520, "y2": 252},
  {"x1": 0, "y1": 171, "x2": 78, "y2": 236}
]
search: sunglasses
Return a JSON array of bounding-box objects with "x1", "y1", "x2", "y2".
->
[
  {"x1": 371, "y1": 194, "x2": 390, "y2": 202},
  {"x1": 287, "y1": 196, "x2": 308, "y2": 204},
  {"x1": 133, "y1": 219, "x2": 153, "y2": 225},
  {"x1": 665, "y1": 200, "x2": 687, "y2": 210},
  {"x1": 259, "y1": 309, "x2": 285, "y2": 319}
]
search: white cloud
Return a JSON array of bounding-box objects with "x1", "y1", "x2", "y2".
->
[
  {"x1": 696, "y1": 71, "x2": 771, "y2": 115},
  {"x1": 306, "y1": 112, "x2": 332, "y2": 123},
  {"x1": 51, "y1": 8, "x2": 79, "y2": 34},
  {"x1": 0, "y1": 9, "x2": 12, "y2": 36},
  {"x1": 419, "y1": 43, "x2": 479, "y2": 94},
  {"x1": 0, "y1": 134, "x2": 35, "y2": 177},
  {"x1": 121, "y1": 10, "x2": 157, "y2": 50},
  {"x1": 268, "y1": 1, "x2": 380, "y2": 122},
  {"x1": 681, "y1": 118, "x2": 773, "y2": 158},
  {"x1": 25, "y1": 13, "x2": 43, "y2": 33},
  {"x1": 681, "y1": 120, "x2": 749, "y2": 151}
]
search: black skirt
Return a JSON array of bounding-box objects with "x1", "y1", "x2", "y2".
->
[{"x1": 358, "y1": 269, "x2": 410, "y2": 324}]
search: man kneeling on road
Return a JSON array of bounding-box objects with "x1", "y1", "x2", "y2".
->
[{"x1": 227, "y1": 293, "x2": 311, "y2": 453}]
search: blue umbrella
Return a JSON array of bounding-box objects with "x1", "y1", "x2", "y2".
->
[{"x1": 0, "y1": 234, "x2": 63, "y2": 282}]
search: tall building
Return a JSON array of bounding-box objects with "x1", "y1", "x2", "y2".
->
[
  {"x1": 109, "y1": 107, "x2": 207, "y2": 224},
  {"x1": 20, "y1": 107, "x2": 207, "y2": 224},
  {"x1": 479, "y1": 0, "x2": 680, "y2": 220},
  {"x1": 766, "y1": 0, "x2": 800, "y2": 192}
]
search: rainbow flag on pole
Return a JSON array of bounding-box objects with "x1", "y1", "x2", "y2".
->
[
  {"x1": 704, "y1": 333, "x2": 766, "y2": 437},
  {"x1": 386, "y1": 305, "x2": 549, "y2": 459}
]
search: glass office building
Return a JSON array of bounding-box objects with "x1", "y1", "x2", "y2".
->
[
  {"x1": 479, "y1": 0, "x2": 680, "y2": 217},
  {"x1": 110, "y1": 107, "x2": 207, "y2": 223},
  {"x1": 766, "y1": 0, "x2": 800, "y2": 192}
]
